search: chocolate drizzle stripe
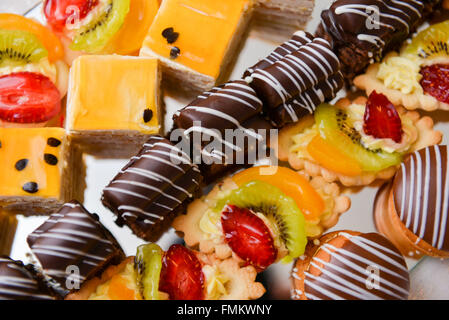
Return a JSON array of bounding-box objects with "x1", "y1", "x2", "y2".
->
[{"x1": 304, "y1": 233, "x2": 409, "y2": 300}]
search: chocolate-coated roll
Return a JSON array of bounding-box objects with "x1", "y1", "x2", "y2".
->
[
  {"x1": 173, "y1": 80, "x2": 263, "y2": 137},
  {"x1": 248, "y1": 37, "x2": 340, "y2": 109},
  {"x1": 27, "y1": 201, "x2": 124, "y2": 296},
  {"x1": 317, "y1": 0, "x2": 441, "y2": 81},
  {"x1": 243, "y1": 31, "x2": 314, "y2": 77},
  {"x1": 102, "y1": 135, "x2": 203, "y2": 242},
  {"x1": 0, "y1": 256, "x2": 56, "y2": 300},
  {"x1": 269, "y1": 72, "x2": 344, "y2": 127}
]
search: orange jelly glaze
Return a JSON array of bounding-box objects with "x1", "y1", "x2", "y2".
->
[
  {"x1": 103, "y1": 0, "x2": 160, "y2": 55},
  {"x1": 307, "y1": 135, "x2": 363, "y2": 177},
  {"x1": 232, "y1": 166, "x2": 325, "y2": 221},
  {"x1": 107, "y1": 275, "x2": 138, "y2": 300},
  {"x1": 143, "y1": 0, "x2": 250, "y2": 77},
  {"x1": 0, "y1": 13, "x2": 64, "y2": 62}
]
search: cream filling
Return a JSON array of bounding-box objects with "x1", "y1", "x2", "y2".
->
[
  {"x1": 377, "y1": 52, "x2": 449, "y2": 95},
  {"x1": 202, "y1": 265, "x2": 229, "y2": 300},
  {"x1": 0, "y1": 58, "x2": 57, "y2": 84}
]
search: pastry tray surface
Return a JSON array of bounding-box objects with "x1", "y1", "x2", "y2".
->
[{"x1": 4, "y1": 0, "x2": 449, "y2": 299}]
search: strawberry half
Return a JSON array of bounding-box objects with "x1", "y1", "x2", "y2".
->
[
  {"x1": 221, "y1": 205, "x2": 277, "y2": 270},
  {"x1": 363, "y1": 91, "x2": 403, "y2": 143},
  {"x1": 159, "y1": 244, "x2": 205, "y2": 300},
  {"x1": 420, "y1": 64, "x2": 449, "y2": 104},
  {"x1": 44, "y1": 0, "x2": 99, "y2": 32},
  {"x1": 0, "y1": 72, "x2": 61, "y2": 124}
]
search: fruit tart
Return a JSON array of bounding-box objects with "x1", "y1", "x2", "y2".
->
[
  {"x1": 43, "y1": 0, "x2": 160, "y2": 61},
  {"x1": 66, "y1": 243, "x2": 265, "y2": 300},
  {"x1": 0, "y1": 14, "x2": 68, "y2": 127},
  {"x1": 355, "y1": 20, "x2": 449, "y2": 111},
  {"x1": 273, "y1": 92, "x2": 442, "y2": 186},
  {"x1": 173, "y1": 166, "x2": 351, "y2": 271}
]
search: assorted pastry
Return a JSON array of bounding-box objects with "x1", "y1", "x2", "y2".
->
[
  {"x1": 274, "y1": 93, "x2": 442, "y2": 186},
  {"x1": 355, "y1": 20, "x2": 449, "y2": 111},
  {"x1": 1, "y1": 0, "x2": 449, "y2": 300}
]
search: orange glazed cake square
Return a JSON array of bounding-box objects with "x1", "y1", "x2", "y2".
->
[
  {"x1": 0, "y1": 128, "x2": 85, "y2": 215},
  {"x1": 140, "y1": 0, "x2": 254, "y2": 93},
  {"x1": 66, "y1": 55, "x2": 162, "y2": 158}
]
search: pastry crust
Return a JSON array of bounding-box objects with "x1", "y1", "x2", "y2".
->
[
  {"x1": 354, "y1": 62, "x2": 449, "y2": 112},
  {"x1": 273, "y1": 97, "x2": 443, "y2": 187},
  {"x1": 173, "y1": 174, "x2": 350, "y2": 259}
]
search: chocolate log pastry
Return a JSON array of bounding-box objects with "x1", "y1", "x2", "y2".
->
[
  {"x1": 27, "y1": 201, "x2": 124, "y2": 296},
  {"x1": 102, "y1": 135, "x2": 203, "y2": 242},
  {"x1": 172, "y1": 80, "x2": 273, "y2": 183},
  {"x1": 316, "y1": 0, "x2": 441, "y2": 82},
  {"x1": 0, "y1": 256, "x2": 56, "y2": 300},
  {"x1": 244, "y1": 34, "x2": 343, "y2": 127}
]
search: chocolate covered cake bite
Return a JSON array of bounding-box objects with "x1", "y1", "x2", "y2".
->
[
  {"x1": 102, "y1": 135, "x2": 203, "y2": 242},
  {"x1": 244, "y1": 33, "x2": 343, "y2": 127},
  {"x1": 0, "y1": 256, "x2": 56, "y2": 300},
  {"x1": 316, "y1": 0, "x2": 441, "y2": 82},
  {"x1": 27, "y1": 201, "x2": 124, "y2": 296},
  {"x1": 291, "y1": 231, "x2": 410, "y2": 300}
]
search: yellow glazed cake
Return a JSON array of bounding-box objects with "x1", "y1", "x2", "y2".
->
[
  {"x1": 140, "y1": 0, "x2": 254, "y2": 93},
  {"x1": 66, "y1": 55, "x2": 161, "y2": 157},
  {"x1": 0, "y1": 128, "x2": 85, "y2": 215}
]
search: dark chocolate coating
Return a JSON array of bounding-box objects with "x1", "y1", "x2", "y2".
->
[
  {"x1": 102, "y1": 135, "x2": 203, "y2": 242},
  {"x1": 243, "y1": 31, "x2": 314, "y2": 77},
  {"x1": 268, "y1": 71, "x2": 344, "y2": 127},
  {"x1": 248, "y1": 37, "x2": 340, "y2": 109},
  {"x1": 0, "y1": 256, "x2": 55, "y2": 300},
  {"x1": 27, "y1": 201, "x2": 124, "y2": 295},
  {"x1": 317, "y1": 0, "x2": 441, "y2": 81},
  {"x1": 392, "y1": 145, "x2": 449, "y2": 252},
  {"x1": 303, "y1": 232, "x2": 410, "y2": 300}
]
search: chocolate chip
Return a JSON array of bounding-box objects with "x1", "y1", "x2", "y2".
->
[
  {"x1": 47, "y1": 137, "x2": 61, "y2": 147},
  {"x1": 143, "y1": 109, "x2": 153, "y2": 123},
  {"x1": 170, "y1": 46, "x2": 181, "y2": 59},
  {"x1": 23, "y1": 182, "x2": 38, "y2": 194},
  {"x1": 0, "y1": 141, "x2": 2, "y2": 148},
  {"x1": 44, "y1": 154, "x2": 58, "y2": 166},
  {"x1": 162, "y1": 27, "x2": 179, "y2": 44},
  {"x1": 15, "y1": 159, "x2": 28, "y2": 171}
]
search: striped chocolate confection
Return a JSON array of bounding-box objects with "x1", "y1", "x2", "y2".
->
[
  {"x1": 247, "y1": 37, "x2": 340, "y2": 109},
  {"x1": 298, "y1": 232, "x2": 410, "y2": 300},
  {"x1": 317, "y1": 0, "x2": 440, "y2": 79},
  {"x1": 0, "y1": 256, "x2": 55, "y2": 300},
  {"x1": 268, "y1": 72, "x2": 343, "y2": 127},
  {"x1": 102, "y1": 135, "x2": 203, "y2": 242},
  {"x1": 243, "y1": 31, "x2": 315, "y2": 77},
  {"x1": 392, "y1": 145, "x2": 449, "y2": 252},
  {"x1": 172, "y1": 81, "x2": 273, "y2": 182},
  {"x1": 27, "y1": 201, "x2": 124, "y2": 295}
]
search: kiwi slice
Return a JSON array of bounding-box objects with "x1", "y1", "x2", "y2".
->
[
  {"x1": 70, "y1": 0, "x2": 130, "y2": 53},
  {"x1": 0, "y1": 29, "x2": 47, "y2": 67},
  {"x1": 404, "y1": 20, "x2": 449, "y2": 60},
  {"x1": 215, "y1": 180, "x2": 307, "y2": 262},
  {"x1": 135, "y1": 243, "x2": 163, "y2": 300},
  {"x1": 315, "y1": 104, "x2": 402, "y2": 172}
]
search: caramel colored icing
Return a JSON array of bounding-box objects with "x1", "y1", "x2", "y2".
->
[
  {"x1": 67, "y1": 55, "x2": 160, "y2": 133},
  {"x1": 141, "y1": 0, "x2": 251, "y2": 77},
  {"x1": 0, "y1": 128, "x2": 65, "y2": 198}
]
